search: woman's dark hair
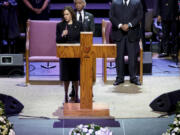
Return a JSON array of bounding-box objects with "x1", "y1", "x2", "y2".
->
[{"x1": 62, "y1": 6, "x2": 76, "y2": 22}]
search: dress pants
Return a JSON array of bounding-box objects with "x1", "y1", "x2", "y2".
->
[
  {"x1": 161, "y1": 20, "x2": 178, "y2": 54},
  {"x1": 115, "y1": 36, "x2": 139, "y2": 81}
]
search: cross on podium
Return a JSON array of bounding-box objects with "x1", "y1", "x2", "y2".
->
[{"x1": 56, "y1": 32, "x2": 116, "y2": 117}]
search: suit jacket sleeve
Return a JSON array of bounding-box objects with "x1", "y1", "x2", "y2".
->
[
  {"x1": 56, "y1": 23, "x2": 67, "y2": 43},
  {"x1": 90, "y1": 14, "x2": 95, "y2": 33},
  {"x1": 84, "y1": 12, "x2": 95, "y2": 33},
  {"x1": 141, "y1": 0, "x2": 147, "y2": 12},
  {"x1": 109, "y1": 2, "x2": 122, "y2": 28},
  {"x1": 131, "y1": 2, "x2": 143, "y2": 27}
]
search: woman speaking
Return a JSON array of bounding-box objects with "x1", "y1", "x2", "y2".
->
[{"x1": 56, "y1": 6, "x2": 83, "y2": 103}]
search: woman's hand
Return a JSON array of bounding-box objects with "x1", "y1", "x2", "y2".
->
[
  {"x1": 32, "y1": 8, "x2": 42, "y2": 14},
  {"x1": 61, "y1": 30, "x2": 68, "y2": 37}
]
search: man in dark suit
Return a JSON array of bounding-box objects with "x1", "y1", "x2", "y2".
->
[
  {"x1": 69, "y1": 0, "x2": 95, "y2": 98},
  {"x1": 156, "y1": 0, "x2": 179, "y2": 57},
  {"x1": 110, "y1": 0, "x2": 143, "y2": 85},
  {"x1": 74, "y1": 0, "x2": 95, "y2": 32}
]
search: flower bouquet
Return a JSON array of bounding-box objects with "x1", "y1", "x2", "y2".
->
[
  {"x1": 162, "y1": 102, "x2": 180, "y2": 135},
  {"x1": 69, "y1": 124, "x2": 112, "y2": 135},
  {"x1": 0, "y1": 101, "x2": 15, "y2": 135},
  {"x1": 162, "y1": 114, "x2": 180, "y2": 135}
]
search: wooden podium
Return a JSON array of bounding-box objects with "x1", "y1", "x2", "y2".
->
[{"x1": 56, "y1": 32, "x2": 116, "y2": 117}]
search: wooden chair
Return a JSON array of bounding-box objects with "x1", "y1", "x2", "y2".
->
[
  {"x1": 25, "y1": 20, "x2": 59, "y2": 84},
  {"x1": 102, "y1": 19, "x2": 143, "y2": 83}
]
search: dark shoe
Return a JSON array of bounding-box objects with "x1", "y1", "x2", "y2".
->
[
  {"x1": 65, "y1": 95, "x2": 68, "y2": 103},
  {"x1": 130, "y1": 78, "x2": 141, "y2": 85},
  {"x1": 69, "y1": 85, "x2": 75, "y2": 97},
  {"x1": 75, "y1": 97, "x2": 80, "y2": 103},
  {"x1": 158, "y1": 53, "x2": 168, "y2": 58},
  {"x1": 113, "y1": 78, "x2": 124, "y2": 86}
]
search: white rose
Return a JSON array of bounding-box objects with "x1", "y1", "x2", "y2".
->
[
  {"x1": 177, "y1": 114, "x2": 180, "y2": 117},
  {"x1": 173, "y1": 121, "x2": 177, "y2": 125},
  {"x1": 173, "y1": 127, "x2": 179, "y2": 132},
  {"x1": 78, "y1": 124, "x2": 83, "y2": 129},
  {"x1": 88, "y1": 129, "x2": 93, "y2": 134},
  {"x1": 9, "y1": 129, "x2": 15, "y2": 135},
  {"x1": 0, "y1": 117, "x2": 5, "y2": 123},
  {"x1": 101, "y1": 127, "x2": 107, "y2": 132},
  {"x1": 95, "y1": 130, "x2": 102, "y2": 135},
  {"x1": 95, "y1": 131, "x2": 99, "y2": 135},
  {"x1": 172, "y1": 133, "x2": 176, "y2": 135},
  {"x1": 83, "y1": 128, "x2": 88, "y2": 133}
]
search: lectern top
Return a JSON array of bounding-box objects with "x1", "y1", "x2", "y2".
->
[
  {"x1": 56, "y1": 43, "x2": 80, "y2": 46},
  {"x1": 80, "y1": 32, "x2": 93, "y2": 34}
]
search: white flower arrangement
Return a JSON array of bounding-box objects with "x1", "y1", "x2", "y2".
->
[
  {"x1": 0, "y1": 101, "x2": 15, "y2": 135},
  {"x1": 162, "y1": 102, "x2": 180, "y2": 135},
  {"x1": 162, "y1": 114, "x2": 180, "y2": 135},
  {"x1": 69, "y1": 124, "x2": 112, "y2": 135}
]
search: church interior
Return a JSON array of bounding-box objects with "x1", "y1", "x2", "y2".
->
[{"x1": 0, "y1": 0, "x2": 180, "y2": 135}]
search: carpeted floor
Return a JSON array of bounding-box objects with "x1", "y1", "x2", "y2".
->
[{"x1": 0, "y1": 75, "x2": 180, "y2": 119}]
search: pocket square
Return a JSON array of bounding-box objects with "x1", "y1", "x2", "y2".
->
[{"x1": 85, "y1": 16, "x2": 89, "y2": 19}]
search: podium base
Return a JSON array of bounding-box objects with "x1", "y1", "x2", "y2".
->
[{"x1": 63, "y1": 103, "x2": 110, "y2": 117}]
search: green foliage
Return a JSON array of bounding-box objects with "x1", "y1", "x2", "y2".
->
[
  {"x1": 0, "y1": 101, "x2": 14, "y2": 135},
  {"x1": 162, "y1": 101, "x2": 180, "y2": 135},
  {"x1": 0, "y1": 101, "x2": 5, "y2": 116},
  {"x1": 176, "y1": 101, "x2": 180, "y2": 114}
]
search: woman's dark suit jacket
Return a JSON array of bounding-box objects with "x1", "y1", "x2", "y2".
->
[{"x1": 56, "y1": 20, "x2": 83, "y2": 81}]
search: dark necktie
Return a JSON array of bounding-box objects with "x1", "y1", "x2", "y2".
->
[{"x1": 79, "y1": 12, "x2": 82, "y2": 23}]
